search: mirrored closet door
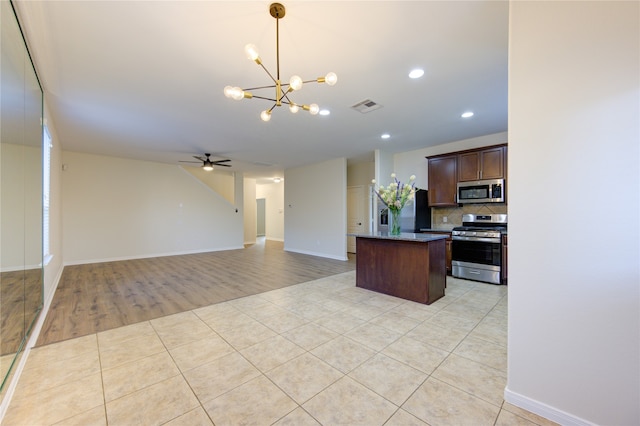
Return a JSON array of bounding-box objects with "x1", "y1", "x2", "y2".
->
[{"x1": 1, "y1": 0, "x2": 44, "y2": 398}]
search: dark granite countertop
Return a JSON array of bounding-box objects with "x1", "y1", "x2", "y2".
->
[
  {"x1": 419, "y1": 229, "x2": 453, "y2": 234},
  {"x1": 347, "y1": 232, "x2": 448, "y2": 242},
  {"x1": 419, "y1": 228, "x2": 508, "y2": 235}
]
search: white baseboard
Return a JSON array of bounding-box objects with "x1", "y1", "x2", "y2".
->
[
  {"x1": 266, "y1": 237, "x2": 284, "y2": 242},
  {"x1": 63, "y1": 246, "x2": 245, "y2": 266},
  {"x1": 504, "y1": 386, "x2": 596, "y2": 426}
]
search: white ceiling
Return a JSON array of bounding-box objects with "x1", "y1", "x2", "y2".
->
[{"x1": 15, "y1": 1, "x2": 508, "y2": 182}]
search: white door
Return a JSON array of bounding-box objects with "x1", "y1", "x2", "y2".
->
[{"x1": 347, "y1": 186, "x2": 366, "y2": 253}]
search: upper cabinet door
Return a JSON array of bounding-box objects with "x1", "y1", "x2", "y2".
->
[
  {"x1": 427, "y1": 155, "x2": 458, "y2": 206},
  {"x1": 458, "y1": 151, "x2": 481, "y2": 181},
  {"x1": 479, "y1": 146, "x2": 505, "y2": 180},
  {"x1": 458, "y1": 146, "x2": 505, "y2": 181}
]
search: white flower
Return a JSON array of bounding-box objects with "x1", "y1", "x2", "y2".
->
[{"x1": 372, "y1": 174, "x2": 417, "y2": 212}]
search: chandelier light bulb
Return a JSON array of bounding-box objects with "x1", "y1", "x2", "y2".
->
[
  {"x1": 309, "y1": 104, "x2": 319, "y2": 115},
  {"x1": 230, "y1": 87, "x2": 245, "y2": 101},
  {"x1": 244, "y1": 44, "x2": 260, "y2": 61},
  {"x1": 289, "y1": 104, "x2": 299, "y2": 113},
  {"x1": 325, "y1": 72, "x2": 338, "y2": 86},
  {"x1": 289, "y1": 75, "x2": 303, "y2": 91},
  {"x1": 260, "y1": 110, "x2": 272, "y2": 122},
  {"x1": 224, "y1": 86, "x2": 244, "y2": 100}
]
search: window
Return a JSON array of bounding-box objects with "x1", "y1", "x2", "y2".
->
[{"x1": 43, "y1": 125, "x2": 51, "y2": 263}]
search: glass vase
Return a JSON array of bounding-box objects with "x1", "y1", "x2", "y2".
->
[{"x1": 390, "y1": 208, "x2": 401, "y2": 235}]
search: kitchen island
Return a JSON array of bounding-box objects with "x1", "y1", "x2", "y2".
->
[{"x1": 351, "y1": 232, "x2": 447, "y2": 305}]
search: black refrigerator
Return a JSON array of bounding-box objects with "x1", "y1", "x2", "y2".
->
[{"x1": 399, "y1": 189, "x2": 432, "y2": 232}]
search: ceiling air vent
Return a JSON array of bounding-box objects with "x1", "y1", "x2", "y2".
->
[{"x1": 351, "y1": 99, "x2": 383, "y2": 114}]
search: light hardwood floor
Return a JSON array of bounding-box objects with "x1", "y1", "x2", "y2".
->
[
  {"x1": 1, "y1": 269, "x2": 42, "y2": 355},
  {"x1": 36, "y1": 240, "x2": 355, "y2": 347}
]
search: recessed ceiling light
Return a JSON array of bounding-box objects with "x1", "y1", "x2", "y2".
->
[
  {"x1": 409, "y1": 69, "x2": 424, "y2": 79},
  {"x1": 381, "y1": 133, "x2": 391, "y2": 139},
  {"x1": 461, "y1": 111, "x2": 474, "y2": 118},
  {"x1": 319, "y1": 109, "x2": 330, "y2": 116},
  {"x1": 273, "y1": 177, "x2": 281, "y2": 183}
]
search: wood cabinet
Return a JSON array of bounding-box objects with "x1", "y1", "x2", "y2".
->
[
  {"x1": 427, "y1": 144, "x2": 507, "y2": 207},
  {"x1": 420, "y1": 231, "x2": 453, "y2": 275},
  {"x1": 458, "y1": 145, "x2": 506, "y2": 182},
  {"x1": 427, "y1": 154, "x2": 457, "y2": 206},
  {"x1": 356, "y1": 236, "x2": 446, "y2": 305}
]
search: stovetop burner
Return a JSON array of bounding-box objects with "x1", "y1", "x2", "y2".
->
[
  {"x1": 452, "y1": 213, "x2": 508, "y2": 234},
  {"x1": 453, "y1": 225, "x2": 507, "y2": 232}
]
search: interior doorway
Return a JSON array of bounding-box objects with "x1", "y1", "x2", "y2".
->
[
  {"x1": 347, "y1": 186, "x2": 367, "y2": 253},
  {"x1": 256, "y1": 198, "x2": 265, "y2": 237}
]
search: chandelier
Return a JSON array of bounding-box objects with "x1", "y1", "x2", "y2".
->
[{"x1": 223, "y1": 3, "x2": 337, "y2": 122}]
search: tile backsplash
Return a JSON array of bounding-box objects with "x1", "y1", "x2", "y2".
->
[{"x1": 431, "y1": 204, "x2": 507, "y2": 230}]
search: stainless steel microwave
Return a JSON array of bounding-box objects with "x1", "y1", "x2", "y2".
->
[{"x1": 457, "y1": 179, "x2": 505, "y2": 204}]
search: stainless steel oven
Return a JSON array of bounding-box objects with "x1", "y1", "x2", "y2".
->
[{"x1": 451, "y1": 214, "x2": 507, "y2": 285}]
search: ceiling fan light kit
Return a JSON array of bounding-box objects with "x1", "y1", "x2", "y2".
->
[
  {"x1": 224, "y1": 3, "x2": 336, "y2": 122},
  {"x1": 180, "y1": 153, "x2": 231, "y2": 171}
]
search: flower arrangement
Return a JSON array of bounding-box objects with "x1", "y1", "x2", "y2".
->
[{"x1": 372, "y1": 173, "x2": 417, "y2": 235}]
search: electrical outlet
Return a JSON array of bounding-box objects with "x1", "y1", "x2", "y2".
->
[{"x1": 443, "y1": 217, "x2": 448, "y2": 223}]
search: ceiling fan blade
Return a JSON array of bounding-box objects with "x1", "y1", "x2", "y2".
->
[
  {"x1": 212, "y1": 159, "x2": 231, "y2": 163},
  {"x1": 215, "y1": 163, "x2": 232, "y2": 167},
  {"x1": 179, "y1": 160, "x2": 201, "y2": 164},
  {"x1": 193, "y1": 156, "x2": 205, "y2": 161}
]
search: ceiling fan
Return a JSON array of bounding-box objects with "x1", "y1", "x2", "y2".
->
[{"x1": 180, "y1": 153, "x2": 231, "y2": 171}]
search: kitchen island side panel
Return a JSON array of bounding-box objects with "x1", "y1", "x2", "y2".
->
[{"x1": 355, "y1": 237, "x2": 446, "y2": 304}]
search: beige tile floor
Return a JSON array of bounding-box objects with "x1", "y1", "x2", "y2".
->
[{"x1": 3, "y1": 272, "x2": 557, "y2": 426}]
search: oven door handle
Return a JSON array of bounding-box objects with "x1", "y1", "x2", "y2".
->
[{"x1": 452, "y1": 236, "x2": 501, "y2": 243}]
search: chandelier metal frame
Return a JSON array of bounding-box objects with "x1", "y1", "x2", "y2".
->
[{"x1": 224, "y1": 3, "x2": 337, "y2": 122}]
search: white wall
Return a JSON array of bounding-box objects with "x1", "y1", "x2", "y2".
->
[
  {"x1": 507, "y1": 2, "x2": 639, "y2": 425},
  {"x1": 184, "y1": 167, "x2": 235, "y2": 204},
  {"x1": 373, "y1": 150, "x2": 394, "y2": 232},
  {"x1": 1, "y1": 143, "x2": 26, "y2": 270},
  {"x1": 394, "y1": 132, "x2": 508, "y2": 190},
  {"x1": 243, "y1": 178, "x2": 257, "y2": 245},
  {"x1": 256, "y1": 181, "x2": 284, "y2": 242},
  {"x1": 374, "y1": 149, "x2": 394, "y2": 185},
  {"x1": 347, "y1": 161, "x2": 374, "y2": 187},
  {"x1": 284, "y1": 157, "x2": 347, "y2": 260},
  {"x1": 62, "y1": 151, "x2": 244, "y2": 264},
  {"x1": 1, "y1": 143, "x2": 43, "y2": 271},
  {"x1": 43, "y1": 104, "x2": 64, "y2": 303}
]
